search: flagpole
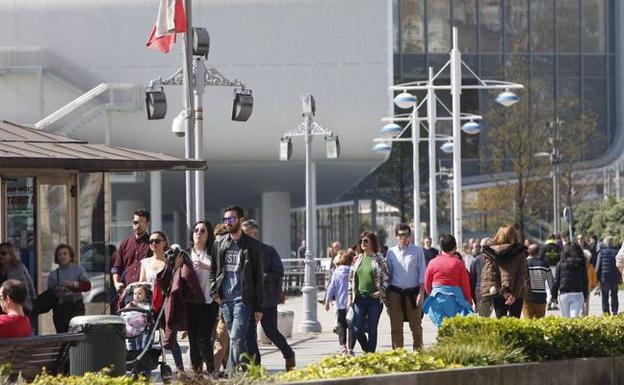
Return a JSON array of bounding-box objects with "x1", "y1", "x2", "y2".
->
[{"x1": 182, "y1": 0, "x2": 195, "y2": 242}]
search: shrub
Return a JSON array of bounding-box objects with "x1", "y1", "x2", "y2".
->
[
  {"x1": 439, "y1": 314, "x2": 624, "y2": 361},
  {"x1": 429, "y1": 330, "x2": 527, "y2": 366}
]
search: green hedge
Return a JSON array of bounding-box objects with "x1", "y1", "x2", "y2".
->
[{"x1": 438, "y1": 315, "x2": 624, "y2": 361}]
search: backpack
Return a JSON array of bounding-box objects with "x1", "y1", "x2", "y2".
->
[{"x1": 543, "y1": 243, "x2": 560, "y2": 266}]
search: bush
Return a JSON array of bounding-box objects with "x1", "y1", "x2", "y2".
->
[
  {"x1": 439, "y1": 314, "x2": 624, "y2": 361},
  {"x1": 429, "y1": 331, "x2": 526, "y2": 366}
]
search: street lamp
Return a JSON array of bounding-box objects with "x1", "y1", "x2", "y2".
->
[
  {"x1": 387, "y1": 27, "x2": 523, "y2": 247},
  {"x1": 145, "y1": 26, "x2": 254, "y2": 237},
  {"x1": 535, "y1": 119, "x2": 562, "y2": 234},
  {"x1": 279, "y1": 94, "x2": 338, "y2": 333}
]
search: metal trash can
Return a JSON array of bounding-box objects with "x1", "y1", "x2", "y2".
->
[
  {"x1": 277, "y1": 310, "x2": 294, "y2": 338},
  {"x1": 69, "y1": 315, "x2": 126, "y2": 376}
]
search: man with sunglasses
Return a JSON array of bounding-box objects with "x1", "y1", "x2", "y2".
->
[
  {"x1": 384, "y1": 223, "x2": 426, "y2": 350},
  {"x1": 111, "y1": 209, "x2": 151, "y2": 294},
  {"x1": 210, "y1": 206, "x2": 264, "y2": 370},
  {"x1": 0, "y1": 279, "x2": 32, "y2": 338}
]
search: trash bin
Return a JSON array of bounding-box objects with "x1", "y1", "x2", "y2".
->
[
  {"x1": 277, "y1": 310, "x2": 294, "y2": 338},
  {"x1": 69, "y1": 315, "x2": 126, "y2": 376}
]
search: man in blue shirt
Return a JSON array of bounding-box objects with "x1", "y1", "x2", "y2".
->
[{"x1": 384, "y1": 223, "x2": 426, "y2": 350}]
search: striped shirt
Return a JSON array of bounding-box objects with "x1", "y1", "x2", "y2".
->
[{"x1": 527, "y1": 257, "x2": 553, "y2": 304}]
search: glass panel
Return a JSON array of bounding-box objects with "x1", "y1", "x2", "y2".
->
[
  {"x1": 427, "y1": 0, "x2": 451, "y2": 52},
  {"x1": 5, "y1": 177, "x2": 36, "y2": 281},
  {"x1": 583, "y1": 78, "x2": 607, "y2": 152},
  {"x1": 530, "y1": 77, "x2": 555, "y2": 122},
  {"x1": 452, "y1": 0, "x2": 477, "y2": 52},
  {"x1": 557, "y1": 77, "x2": 580, "y2": 121},
  {"x1": 583, "y1": 55, "x2": 606, "y2": 78},
  {"x1": 402, "y1": 54, "x2": 428, "y2": 80},
  {"x1": 506, "y1": 0, "x2": 528, "y2": 52},
  {"x1": 479, "y1": 0, "x2": 502, "y2": 53},
  {"x1": 582, "y1": 0, "x2": 606, "y2": 53},
  {"x1": 400, "y1": 0, "x2": 426, "y2": 53},
  {"x1": 530, "y1": 0, "x2": 554, "y2": 52},
  {"x1": 557, "y1": 0, "x2": 580, "y2": 53},
  {"x1": 481, "y1": 54, "x2": 503, "y2": 78},
  {"x1": 532, "y1": 55, "x2": 554, "y2": 78},
  {"x1": 38, "y1": 177, "x2": 72, "y2": 334},
  {"x1": 557, "y1": 55, "x2": 580, "y2": 77},
  {"x1": 78, "y1": 173, "x2": 110, "y2": 313},
  {"x1": 393, "y1": 0, "x2": 400, "y2": 53}
]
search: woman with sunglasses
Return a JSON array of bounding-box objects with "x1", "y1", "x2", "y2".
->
[
  {"x1": 140, "y1": 231, "x2": 185, "y2": 373},
  {"x1": 348, "y1": 232, "x2": 388, "y2": 353},
  {"x1": 0, "y1": 242, "x2": 36, "y2": 318},
  {"x1": 187, "y1": 220, "x2": 220, "y2": 374}
]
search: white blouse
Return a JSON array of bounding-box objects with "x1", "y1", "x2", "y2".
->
[{"x1": 191, "y1": 248, "x2": 213, "y2": 303}]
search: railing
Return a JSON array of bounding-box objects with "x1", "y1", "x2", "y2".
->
[{"x1": 281, "y1": 258, "x2": 331, "y2": 294}]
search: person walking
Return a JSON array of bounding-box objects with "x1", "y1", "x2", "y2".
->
[
  {"x1": 210, "y1": 206, "x2": 264, "y2": 370},
  {"x1": 0, "y1": 279, "x2": 32, "y2": 338},
  {"x1": 325, "y1": 251, "x2": 355, "y2": 355},
  {"x1": 384, "y1": 223, "x2": 426, "y2": 350},
  {"x1": 481, "y1": 225, "x2": 528, "y2": 318},
  {"x1": 551, "y1": 243, "x2": 588, "y2": 318},
  {"x1": 348, "y1": 231, "x2": 388, "y2": 353},
  {"x1": 522, "y1": 243, "x2": 553, "y2": 319},
  {"x1": 0, "y1": 242, "x2": 36, "y2": 318},
  {"x1": 423, "y1": 234, "x2": 473, "y2": 327},
  {"x1": 242, "y1": 219, "x2": 296, "y2": 371},
  {"x1": 422, "y1": 237, "x2": 439, "y2": 266},
  {"x1": 595, "y1": 236, "x2": 620, "y2": 315},
  {"x1": 469, "y1": 238, "x2": 492, "y2": 317},
  {"x1": 47, "y1": 244, "x2": 91, "y2": 333},
  {"x1": 111, "y1": 209, "x2": 151, "y2": 295},
  {"x1": 186, "y1": 220, "x2": 220, "y2": 374}
]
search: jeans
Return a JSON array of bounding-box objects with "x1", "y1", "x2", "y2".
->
[
  {"x1": 600, "y1": 282, "x2": 619, "y2": 315},
  {"x1": 352, "y1": 296, "x2": 383, "y2": 353},
  {"x1": 187, "y1": 302, "x2": 219, "y2": 372},
  {"x1": 246, "y1": 306, "x2": 294, "y2": 365},
  {"x1": 559, "y1": 292, "x2": 584, "y2": 318},
  {"x1": 221, "y1": 300, "x2": 251, "y2": 369}
]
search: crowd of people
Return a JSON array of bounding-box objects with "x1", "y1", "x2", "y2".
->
[{"x1": 1, "y1": 210, "x2": 623, "y2": 376}]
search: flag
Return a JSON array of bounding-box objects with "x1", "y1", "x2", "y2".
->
[{"x1": 146, "y1": 0, "x2": 187, "y2": 54}]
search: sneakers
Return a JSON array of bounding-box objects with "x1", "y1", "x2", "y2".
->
[{"x1": 285, "y1": 354, "x2": 296, "y2": 371}]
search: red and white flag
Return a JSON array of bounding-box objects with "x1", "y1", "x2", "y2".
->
[{"x1": 146, "y1": 0, "x2": 186, "y2": 54}]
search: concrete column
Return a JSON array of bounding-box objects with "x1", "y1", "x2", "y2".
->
[
  {"x1": 261, "y1": 191, "x2": 291, "y2": 260},
  {"x1": 150, "y1": 171, "x2": 162, "y2": 231}
]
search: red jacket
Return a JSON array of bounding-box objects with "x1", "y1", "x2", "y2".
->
[{"x1": 424, "y1": 253, "x2": 472, "y2": 304}]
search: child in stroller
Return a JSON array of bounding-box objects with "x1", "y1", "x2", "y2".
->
[{"x1": 118, "y1": 282, "x2": 171, "y2": 381}]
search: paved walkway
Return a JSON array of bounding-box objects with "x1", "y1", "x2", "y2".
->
[{"x1": 167, "y1": 290, "x2": 621, "y2": 375}]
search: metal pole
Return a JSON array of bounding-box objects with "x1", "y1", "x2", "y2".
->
[
  {"x1": 427, "y1": 67, "x2": 438, "y2": 245},
  {"x1": 194, "y1": 58, "x2": 206, "y2": 222},
  {"x1": 182, "y1": 0, "x2": 195, "y2": 243},
  {"x1": 450, "y1": 27, "x2": 463, "y2": 247},
  {"x1": 554, "y1": 162, "x2": 560, "y2": 234},
  {"x1": 412, "y1": 105, "x2": 420, "y2": 242},
  {"x1": 301, "y1": 114, "x2": 321, "y2": 333}
]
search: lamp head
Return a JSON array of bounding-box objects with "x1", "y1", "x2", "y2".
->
[
  {"x1": 232, "y1": 89, "x2": 253, "y2": 122},
  {"x1": 171, "y1": 110, "x2": 187, "y2": 137},
  {"x1": 394, "y1": 91, "x2": 417, "y2": 110},
  {"x1": 145, "y1": 87, "x2": 167, "y2": 120},
  {"x1": 495, "y1": 90, "x2": 520, "y2": 107},
  {"x1": 279, "y1": 138, "x2": 292, "y2": 161},
  {"x1": 325, "y1": 135, "x2": 340, "y2": 159},
  {"x1": 372, "y1": 142, "x2": 391, "y2": 153},
  {"x1": 440, "y1": 142, "x2": 454, "y2": 154},
  {"x1": 381, "y1": 123, "x2": 402, "y2": 136},
  {"x1": 461, "y1": 120, "x2": 481, "y2": 135}
]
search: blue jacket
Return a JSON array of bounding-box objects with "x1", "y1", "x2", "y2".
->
[
  {"x1": 326, "y1": 265, "x2": 350, "y2": 310},
  {"x1": 596, "y1": 246, "x2": 621, "y2": 284},
  {"x1": 423, "y1": 285, "x2": 473, "y2": 327}
]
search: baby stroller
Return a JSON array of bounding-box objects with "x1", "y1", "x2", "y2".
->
[{"x1": 117, "y1": 282, "x2": 173, "y2": 382}]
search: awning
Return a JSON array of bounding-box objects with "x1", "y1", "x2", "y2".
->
[{"x1": 0, "y1": 121, "x2": 205, "y2": 172}]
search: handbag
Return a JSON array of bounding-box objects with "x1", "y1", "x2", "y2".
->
[{"x1": 346, "y1": 305, "x2": 354, "y2": 325}]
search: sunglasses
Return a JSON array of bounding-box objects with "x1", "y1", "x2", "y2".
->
[
  {"x1": 397, "y1": 232, "x2": 410, "y2": 238},
  {"x1": 193, "y1": 228, "x2": 207, "y2": 234},
  {"x1": 360, "y1": 239, "x2": 370, "y2": 244},
  {"x1": 222, "y1": 216, "x2": 238, "y2": 224},
  {"x1": 149, "y1": 238, "x2": 163, "y2": 245}
]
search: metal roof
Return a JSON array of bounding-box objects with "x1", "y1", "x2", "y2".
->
[{"x1": 0, "y1": 121, "x2": 205, "y2": 172}]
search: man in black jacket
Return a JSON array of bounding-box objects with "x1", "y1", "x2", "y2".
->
[
  {"x1": 210, "y1": 206, "x2": 264, "y2": 369},
  {"x1": 595, "y1": 236, "x2": 620, "y2": 315},
  {"x1": 242, "y1": 219, "x2": 296, "y2": 371}
]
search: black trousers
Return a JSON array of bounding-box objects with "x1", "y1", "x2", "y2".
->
[
  {"x1": 493, "y1": 296, "x2": 523, "y2": 318},
  {"x1": 336, "y1": 308, "x2": 355, "y2": 349},
  {"x1": 247, "y1": 306, "x2": 294, "y2": 365},
  {"x1": 53, "y1": 301, "x2": 85, "y2": 333},
  {"x1": 187, "y1": 302, "x2": 219, "y2": 373}
]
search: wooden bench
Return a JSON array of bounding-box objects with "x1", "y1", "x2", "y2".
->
[{"x1": 0, "y1": 332, "x2": 86, "y2": 381}]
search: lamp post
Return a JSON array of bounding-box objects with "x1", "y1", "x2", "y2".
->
[
  {"x1": 280, "y1": 94, "x2": 339, "y2": 333},
  {"x1": 144, "y1": 24, "x2": 253, "y2": 240},
  {"x1": 386, "y1": 27, "x2": 523, "y2": 247},
  {"x1": 535, "y1": 118, "x2": 562, "y2": 234}
]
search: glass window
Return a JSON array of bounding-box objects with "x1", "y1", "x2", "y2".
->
[
  {"x1": 402, "y1": 54, "x2": 428, "y2": 80},
  {"x1": 557, "y1": 0, "x2": 579, "y2": 53},
  {"x1": 582, "y1": 0, "x2": 606, "y2": 53},
  {"x1": 557, "y1": 77, "x2": 580, "y2": 121},
  {"x1": 452, "y1": 0, "x2": 477, "y2": 52},
  {"x1": 583, "y1": 78, "x2": 606, "y2": 148},
  {"x1": 481, "y1": 54, "x2": 503, "y2": 78},
  {"x1": 427, "y1": 0, "x2": 451, "y2": 52},
  {"x1": 479, "y1": 0, "x2": 502, "y2": 53},
  {"x1": 401, "y1": 0, "x2": 426, "y2": 53},
  {"x1": 583, "y1": 55, "x2": 606, "y2": 78},
  {"x1": 506, "y1": 0, "x2": 528, "y2": 52},
  {"x1": 532, "y1": 55, "x2": 554, "y2": 78},
  {"x1": 530, "y1": 77, "x2": 555, "y2": 121},
  {"x1": 557, "y1": 55, "x2": 580, "y2": 77},
  {"x1": 530, "y1": 0, "x2": 554, "y2": 52},
  {"x1": 394, "y1": 0, "x2": 400, "y2": 53}
]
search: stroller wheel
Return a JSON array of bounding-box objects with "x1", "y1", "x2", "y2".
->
[{"x1": 160, "y1": 363, "x2": 173, "y2": 384}]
